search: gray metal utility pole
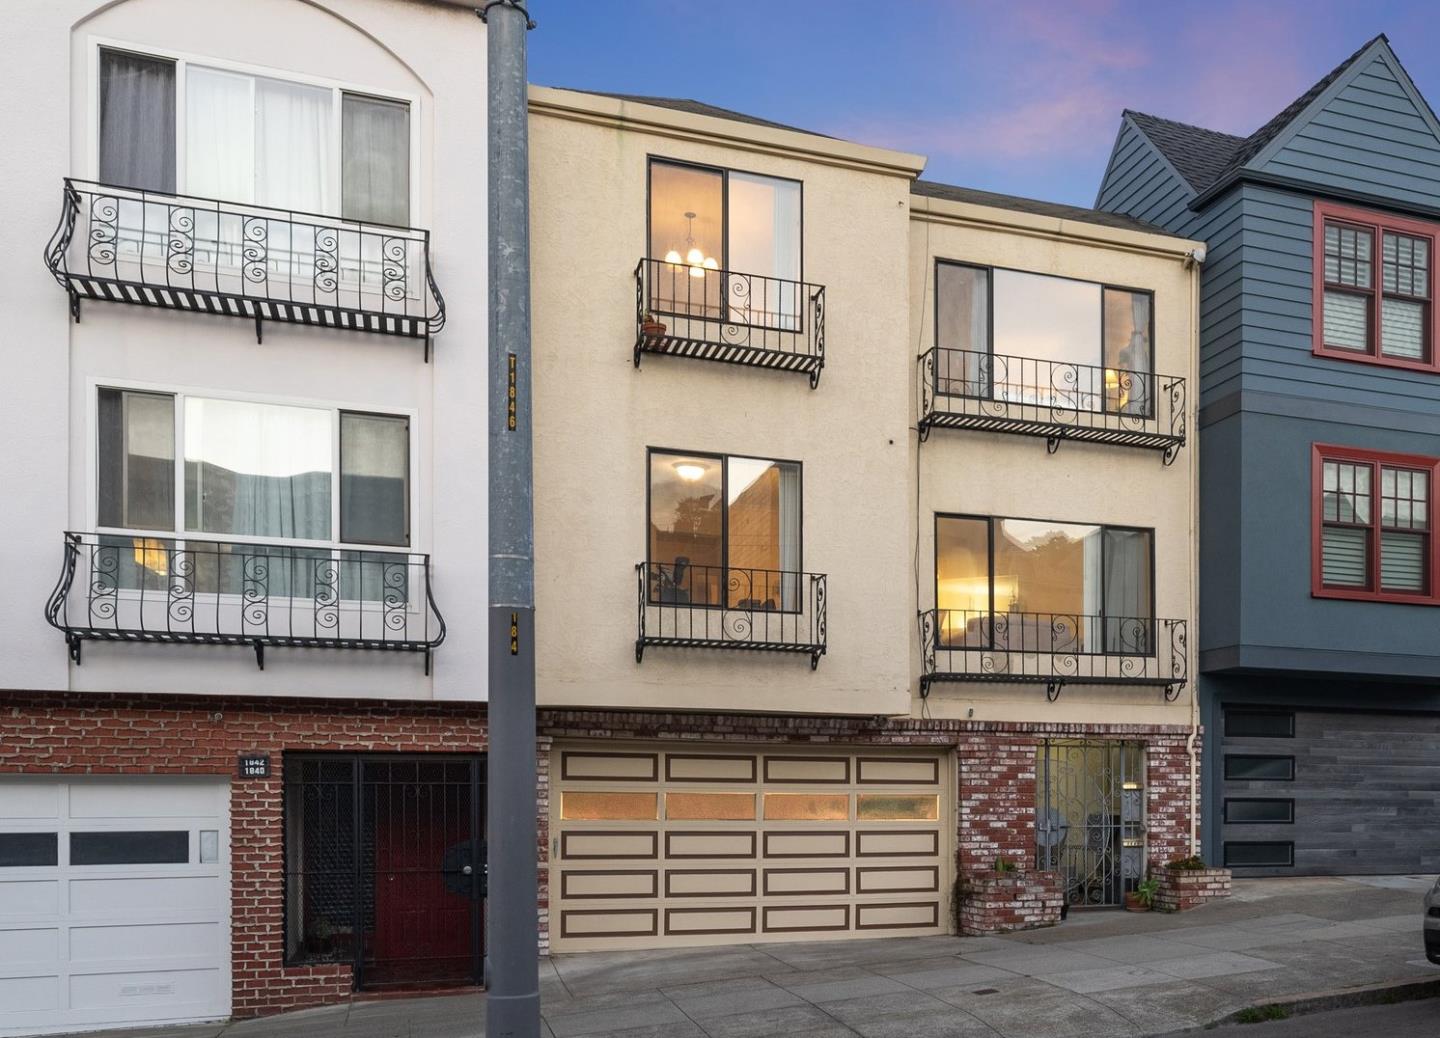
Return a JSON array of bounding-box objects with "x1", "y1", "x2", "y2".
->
[{"x1": 482, "y1": 1, "x2": 538, "y2": 1036}]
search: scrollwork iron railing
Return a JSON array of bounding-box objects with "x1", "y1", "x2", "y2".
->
[
  {"x1": 635, "y1": 562, "x2": 826, "y2": 669},
  {"x1": 45, "y1": 532, "x2": 445, "y2": 671},
  {"x1": 45, "y1": 179, "x2": 446, "y2": 358},
  {"x1": 634, "y1": 258, "x2": 825, "y2": 387},
  {"x1": 918, "y1": 609, "x2": 1186, "y2": 701},
  {"x1": 918, "y1": 347, "x2": 1186, "y2": 462}
]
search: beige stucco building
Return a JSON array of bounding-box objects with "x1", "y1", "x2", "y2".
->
[{"x1": 530, "y1": 89, "x2": 1204, "y2": 952}]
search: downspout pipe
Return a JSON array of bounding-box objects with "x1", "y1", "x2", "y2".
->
[
  {"x1": 483, "y1": 2, "x2": 539, "y2": 1037},
  {"x1": 1184, "y1": 245, "x2": 1203, "y2": 856}
]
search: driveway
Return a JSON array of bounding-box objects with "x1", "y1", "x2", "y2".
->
[{"x1": 62, "y1": 876, "x2": 1440, "y2": 1038}]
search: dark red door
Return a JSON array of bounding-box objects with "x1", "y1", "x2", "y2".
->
[{"x1": 363, "y1": 758, "x2": 480, "y2": 988}]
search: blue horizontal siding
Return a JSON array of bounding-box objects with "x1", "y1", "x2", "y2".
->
[{"x1": 1257, "y1": 54, "x2": 1440, "y2": 210}]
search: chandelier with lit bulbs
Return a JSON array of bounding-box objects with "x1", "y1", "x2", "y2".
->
[{"x1": 663, "y1": 211, "x2": 719, "y2": 279}]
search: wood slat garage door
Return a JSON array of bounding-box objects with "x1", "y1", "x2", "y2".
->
[
  {"x1": 1220, "y1": 707, "x2": 1440, "y2": 876},
  {"x1": 550, "y1": 745, "x2": 949, "y2": 950}
]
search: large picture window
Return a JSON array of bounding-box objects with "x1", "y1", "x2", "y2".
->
[
  {"x1": 934, "y1": 261, "x2": 1153, "y2": 416},
  {"x1": 1313, "y1": 201, "x2": 1436, "y2": 369},
  {"x1": 96, "y1": 386, "x2": 411, "y2": 593},
  {"x1": 648, "y1": 159, "x2": 802, "y2": 329},
  {"x1": 98, "y1": 46, "x2": 411, "y2": 223},
  {"x1": 935, "y1": 515, "x2": 1154, "y2": 654},
  {"x1": 647, "y1": 449, "x2": 801, "y2": 610},
  {"x1": 1314, "y1": 444, "x2": 1438, "y2": 603}
]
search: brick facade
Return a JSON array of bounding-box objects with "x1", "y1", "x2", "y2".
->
[
  {"x1": 0, "y1": 695, "x2": 1200, "y2": 1019},
  {"x1": 1155, "y1": 866, "x2": 1232, "y2": 912},
  {"x1": 0, "y1": 692, "x2": 495, "y2": 1018},
  {"x1": 957, "y1": 869, "x2": 1063, "y2": 935}
]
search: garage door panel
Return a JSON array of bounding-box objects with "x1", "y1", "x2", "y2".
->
[
  {"x1": 553, "y1": 745, "x2": 948, "y2": 951},
  {"x1": 664, "y1": 907, "x2": 756, "y2": 936},
  {"x1": 69, "y1": 921, "x2": 220, "y2": 962},
  {"x1": 762, "y1": 905, "x2": 849, "y2": 934},
  {"x1": 0, "y1": 928, "x2": 59, "y2": 966},
  {"x1": 0, "y1": 881, "x2": 59, "y2": 918},
  {"x1": 69, "y1": 875, "x2": 223, "y2": 916},
  {"x1": 0, "y1": 975, "x2": 60, "y2": 1013},
  {"x1": 0, "y1": 786, "x2": 61, "y2": 820},
  {"x1": 856, "y1": 901, "x2": 941, "y2": 930},
  {"x1": 67, "y1": 967, "x2": 222, "y2": 1011},
  {"x1": 664, "y1": 869, "x2": 756, "y2": 897},
  {"x1": 560, "y1": 870, "x2": 659, "y2": 899},
  {"x1": 67, "y1": 782, "x2": 222, "y2": 819},
  {"x1": 560, "y1": 752, "x2": 659, "y2": 782}
]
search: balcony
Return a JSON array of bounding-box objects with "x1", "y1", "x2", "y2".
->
[
  {"x1": 918, "y1": 609, "x2": 1187, "y2": 700},
  {"x1": 46, "y1": 533, "x2": 445, "y2": 671},
  {"x1": 45, "y1": 179, "x2": 446, "y2": 358},
  {"x1": 918, "y1": 348, "x2": 1187, "y2": 462},
  {"x1": 635, "y1": 562, "x2": 826, "y2": 669},
  {"x1": 634, "y1": 258, "x2": 825, "y2": 387}
]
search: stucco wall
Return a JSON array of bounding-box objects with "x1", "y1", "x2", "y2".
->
[
  {"x1": 528, "y1": 90, "x2": 923, "y2": 716},
  {"x1": 906, "y1": 197, "x2": 1201, "y2": 726},
  {"x1": 2, "y1": 0, "x2": 487, "y2": 699}
]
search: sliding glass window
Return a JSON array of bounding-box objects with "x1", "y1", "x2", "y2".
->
[
  {"x1": 648, "y1": 159, "x2": 802, "y2": 329},
  {"x1": 96, "y1": 387, "x2": 411, "y2": 596},
  {"x1": 935, "y1": 515, "x2": 1154, "y2": 654},
  {"x1": 934, "y1": 261, "x2": 1153, "y2": 416},
  {"x1": 647, "y1": 450, "x2": 801, "y2": 609}
]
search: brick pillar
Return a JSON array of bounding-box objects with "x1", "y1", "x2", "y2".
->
[
  {"x1": 957, "y1": 734, "x2": 1039, "y2": 871},
  {"x1": 1145, "y1": 732, "x2": 1200, "y2": 869}
]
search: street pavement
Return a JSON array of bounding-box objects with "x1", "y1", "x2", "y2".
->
[
  {"x1": 1182, "y1": 998, "x2": 1439, "y2": 1036},
  {"x1": 48, "y1": 875, "x2": 1440, "y2": 1038}
]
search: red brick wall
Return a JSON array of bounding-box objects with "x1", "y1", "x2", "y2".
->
[{"x1": 0, "y1": 692, "x2": 495, "y2": 1018}]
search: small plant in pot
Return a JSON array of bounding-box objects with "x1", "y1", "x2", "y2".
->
[
  {"x1": 1125, "y1": 876, "x2": 1161, "y2": 912},
  {"x1": 994, "y1": 855, "x2": 1017, "y2": 874},
  {"x1": 640, "y1": 310, "x2": 666, "y2": 339}
]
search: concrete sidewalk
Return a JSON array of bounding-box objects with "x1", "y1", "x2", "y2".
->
[{"x1": 73, "y1": 876, "x2": 1440, "y2": 1038}]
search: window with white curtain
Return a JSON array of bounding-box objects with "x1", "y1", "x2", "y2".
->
[
  {"x1": 647, "y1": 449, "x2": 802, "y2": 610},
  {"x1": 648, "y1": 160, "x2": 802, "y2": 329},
  {"x1": 935, "y1": 515, "x2": 1154, "y2": 653},
  {"x1": 1319, "y1": 448, "x2": 1433, "y2": 598},
  {"x1": 98, "y1": 47, "x2": 411, "y2": 223}
]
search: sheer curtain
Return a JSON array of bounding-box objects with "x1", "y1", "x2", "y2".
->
[
  {"x1": 778, "y1": 464, "x2": 802, "y2": 609},
  {"x1": 255, "y1": 77, "x2": 332, "y2": 214},
  {"x1": 1103, "y1": 529, "x2": 1152, "y2": 653},
  {"x1": 1082, "y1": 530, "x2": 1103, "y2": 651},
  {"x1": 99, "y1": 49, "x2": 176, "y2": 193},
  {"x1": 342, "y1": 94, "x2": 409, "y2": 226},
  {"x1": 186, "y1": 67, "x2": 254, "y2": 203},
  {"x1": 728, "y1": 173, "x2": 802, "y2": 329}
]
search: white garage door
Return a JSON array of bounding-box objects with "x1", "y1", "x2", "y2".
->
[
  {"x1": 0, "y1": 778, "x2": 231, "y2": 1037},
  {"x1": 551, "y1": 744, "x2": 949, "y2": 951}
]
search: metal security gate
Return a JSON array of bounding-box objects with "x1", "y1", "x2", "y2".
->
[
  {"x1": 1036, "y1": 741, "x2": 1145, "y2": 908},
  {"x1": 283, "y1": 755, "x2": 484, "y2": 989}
]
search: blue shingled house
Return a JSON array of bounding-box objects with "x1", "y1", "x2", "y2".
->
[{"x1": 1097, "y1": 35, "x2": 1440, "y2": 876}]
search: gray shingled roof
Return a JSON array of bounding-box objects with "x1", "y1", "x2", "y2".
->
[
  {"x1": 563, "y1": 90, "x2": 833, "y2": 139},
  {"x1": 1124, "y1": 112, "x2": 1245, "y2": 194},
  {"x1": 912, "y1": 180, "x2": 1167, "y2": 235},
  {"x1": 1128, "y1": 34, "x2": 1386, "y2": 195}
]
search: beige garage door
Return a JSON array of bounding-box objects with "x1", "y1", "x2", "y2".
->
[{"x1": 550, "y1": 744, "x2": 949, "y2": 950}]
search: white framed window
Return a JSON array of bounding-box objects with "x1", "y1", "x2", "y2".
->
[{"x1": 93, "y1": 39, "x2": 416, "y2": 225}]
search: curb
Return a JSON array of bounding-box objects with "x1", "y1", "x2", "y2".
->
[{"x1": 1180, "y1": 976, "x2": 1440, "y2": 1031}]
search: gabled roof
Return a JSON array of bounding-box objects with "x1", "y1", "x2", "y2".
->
[
  {"x1": 562, "y1": 90, "x2": 834, "y2": 139},
  {"x1": 912, "y1": 180, "x2": 1166, "y2": 235},
  {"x1": 1126, "y1": 34, "x2": 1388, "y2": 196}
]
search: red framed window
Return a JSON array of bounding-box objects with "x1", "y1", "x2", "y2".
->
[
  {"x1": 1312, "y1": 444, "x2": 1440, "y2": 603},
  {"x1": 1313, "y1": 201, "x2": 1436, "y2": 370}
]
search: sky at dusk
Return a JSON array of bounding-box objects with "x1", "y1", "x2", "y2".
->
[{"x1": 528, "y1": 0, "x2": 1440, "y2": 208}]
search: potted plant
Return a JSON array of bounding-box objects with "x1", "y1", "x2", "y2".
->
[
  {"x1": 994, "y1": 855, "x2": 1017, "y2": 873},
  {"x1": 1125, "y1": 876, "x2": 1160, "y2": 912},
  {"x1": 640, "y1": 310, "x2": 666, "y2": 339}
]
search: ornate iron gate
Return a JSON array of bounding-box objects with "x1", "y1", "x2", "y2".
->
[
  {"x1": 1035, "y1": 741, "x2": 1145, "y2": 908},
  {"x1": 283, "y1": 754, "x2": 484, "y2": 989}
]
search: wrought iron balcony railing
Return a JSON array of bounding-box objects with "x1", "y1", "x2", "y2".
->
[
  {"x1": 634, "y1": 258, "x2": 826, "y2": 387},
  {"x1": 46, "y1": 532, "x2": 445, "y2": 671},
  {"x1": 919, "y1": 609, "x2": 1187, "y2": 701},
  {"x1": 918, "y1": 348, "x2": 1187, "y2": 463},
  {"x1": 45, "y1": 179, "x2": 446, "y2": 358},
  {"x1": 636, "y1": 562, "x2": 826, "y2": 669}
]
